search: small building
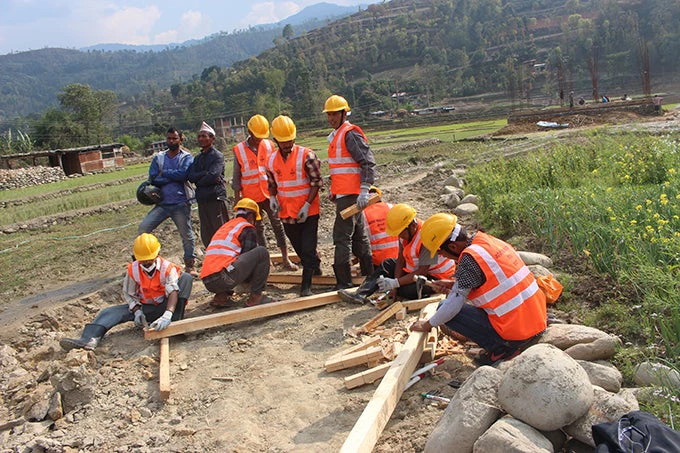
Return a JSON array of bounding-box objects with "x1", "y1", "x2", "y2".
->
[
  {"x1": 214, "y1": 117, "x2": 246, "y2": 142},
  {"x1": 0, "y1": 143, "x2": 125, "y2": 175}
]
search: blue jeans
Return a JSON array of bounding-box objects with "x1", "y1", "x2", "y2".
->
[
  {"x1": 139, "y1": 202, "x2": 195, "y2": 262},
  {"x1": 443, "y1": 304, "x2": 530, "y2": 354}
]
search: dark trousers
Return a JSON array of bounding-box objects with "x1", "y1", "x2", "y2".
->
[
  {"x1": 333, "y1": 195, "x2": 372, "y2": 269},
  {"x1": 283, "y1": 215, "x2": 321, "y2": 271},
  {"x1": 256, "y1": 199, "x2": 288, "y2": 249},
  {"x1": 197, "y1": 199, "x2": 230, "y2": 247},
  {"x1": 443, "y1": 304, "x2": 537, "y2": 354},
  {"x1": 202, "y1": 246, "x2": 270, "y2": 295}
]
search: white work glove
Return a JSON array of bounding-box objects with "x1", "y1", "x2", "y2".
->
[
  {"x1": 377, "y1": 275, "x2": 400, "y2": 292},
  {"x1": 297, "y1": 201, "x2": 311, "y2": 223},
  {"x1": 149, "y1": 310, "x2": 173, "y2": 331},
  {"x1": 269, "y1": 196, "x2": 280, "y2": 215},
  {"x1": 357, "y1": 184, "x2": 370, "y2": 210},
  {"x1": 133, "y1": 307, "x2": 147, "y2": 328}
]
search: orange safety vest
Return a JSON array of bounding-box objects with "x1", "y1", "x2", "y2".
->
[
  {"x1": 266, "y1": 144, "x2": 320, "y2": 220},
  {"x1": 127, "y1": 257, "x2": 180, "y2": 305},
  {"x1": 232, "y1": 139, "x2": 273, "y2": 202},
  {"x1": 327, "y1": 121, "x2": 364, "y2": 196},
  {"x1": 200, "y1": 217, "x2": 254, "y2": 278},
  {"x1": 463, "y1": 232, "x2": 547, "y2": 341},
  {"x1": 401, "y1": 219, "x2": 456, "y2": 279},
  {"x1": 363, "y1": 201, "x2": 399, "y2": 266}
]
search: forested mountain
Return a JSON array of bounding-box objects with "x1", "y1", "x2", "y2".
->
[
  {"x1": 160, "y1": 0, "x2": 679, "y2": 130},
  {"x1": 0, "y1": 3, "x2": 362, "y2": 119}
]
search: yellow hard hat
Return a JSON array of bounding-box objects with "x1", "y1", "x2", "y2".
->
[
  {"x1": 323, "y1": 95, "x2": 350, "y2": 113},
  {"x1": 247, "y1": 114, "x2": 270, "y2": 139},
  {"x1": 134, "y1": 233, "x2": 161, "y2": 261},
  {"x1": 421, "y1": 213, "x2": 458, "y2": 258},
  {"x1": 234, "y1": 197, "x2": 262, "y2": 221},
  {"x1": 271, "y1": 115, "x2": 296, "y2": 142},
  {"x1": 369, "y1": 185, "x2": 382, "y2": 197},
  {"x1": 385, "y1": 203, "x2": 417, "y2": 236}
]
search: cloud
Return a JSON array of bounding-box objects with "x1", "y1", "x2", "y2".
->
[
  {"x1": 181, "y1": 10, "x2": 204, "y2": 30},
  {"x1": 242, "y1": 1, "x2": 301, "y2": 28},
  {"x1": 89, "y1": 5, "x2": 162, "y2": 45}
]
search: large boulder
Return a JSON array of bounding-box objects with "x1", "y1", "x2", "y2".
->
[
  {"x1": 563, "y1": 386, "x2": 640, "y2": 446},
  {"x1": 634, "y1": 361, "x2": 680, "y2": 388},
  {"x1": 473, "y1": 416, "x2": 553, "y2": 453},
  {"x1": 577, "y1": 360, "x2": 623, "y2": 393},
  {"x1": 540, "y1": 324, "x2": 611, "y2": 350},
  {"x1": 425, "y1": 366, "x2": 504, "y2": 453},
  {"x1": 453, "y1": 203, "x2": 479, "y2": 216},
  {"x1": 497, "y1": 344, "x2": 593, "y2": 431}
]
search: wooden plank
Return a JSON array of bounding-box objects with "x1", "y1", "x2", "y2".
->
[
  {"x1": 401, "y1": 294, "x2": 445, "y2": 312},
  {"x1": 421, "y1": 326, "x2": 438, "y2": 363},
  {"x1": 340, "y1": 193, "x2": 381, "y2": 219},
  {"x1": 145, "y1": 291, "x2": 341, "y2": 340},
  {"x1": 340, "y1": 303, "x2": 437, "y2": 453},
  {"x1": 269, "y1": 253, "x2": 300, "y2": 264},
  {"x1": 159, "y1": 338, "x2": 170, "y2": 401},
  {"x1": 362, "y1": 302, "x2": 403, "y2": 333},
  {"x1": 395, "y1": 307, "x2": 407, "y2": 321},
  {"x1": 267, "y1": 273, "x2": 363, "y2": 286},
  {"x1": 344, "y1": 362, "x2": 393, "y2": 390},
  {"x1": 328, "y1": 336, "x2": 381, "y2": 362},
  {"x1": 325, "y1": 346, "x2": 384, "y2": 372}
]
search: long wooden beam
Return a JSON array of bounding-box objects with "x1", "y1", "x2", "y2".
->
[
  {"x1": 267, "y1": 273, "x2": 363, "y2": 286},
  {"x1": 340, "y1": 303, "x2": 437, "y2": 453},
  {"x1": 362, "y1": 302, "x2": 403, "y2": 333},
  {"x1": 325, "y1": 346, "x2": 385, "y2": 372},
  {"x1": 328, "y1": 336, "x2": 381, "y2": 362},
  {"x1": 401, "y1": 294, "x2": 445, "y2": 312},
  {"x1": 344, "y1": 362, "x2": 393, "y2": 390},
  {"x1": 269, "y1": 253, "x2": 300, "y2": 264},
  {"x1": 159, "y1": 337, "x2": 170, "y2": 401},
  {"x1": 144, "y1": 291, "x2": 341, "y2": 340}
]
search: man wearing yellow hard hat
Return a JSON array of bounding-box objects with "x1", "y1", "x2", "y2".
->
[
  {"x1": 231, "y1": 114, "x2": 298, "y2": 271},
  {"x1": 201, "y1": 198, "x2": 272, "y2": 308},
  {"x1": 339, "y1": 203, "x2": 456, "y2": 304},
  {"x1": 264, "y1": 115, "x2": 323, "y2": 297},
  {"x1": 323, "y1": 95, "x2": 376, "y2": 289},
  {"x1": 60, "y1": 233, "x2": 193, "y2": 351},
  {"x1": 410, "y1": 213, "x2": 547, "y2": 364}
]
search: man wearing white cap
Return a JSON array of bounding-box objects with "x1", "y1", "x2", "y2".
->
[{"x1": 188, "y1": 121, "x2": 230, "y2": 247}]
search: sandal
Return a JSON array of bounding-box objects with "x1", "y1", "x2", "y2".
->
[
  {"x1": 209, "y1": 293, "x2": 235, "y2": 308},
  {"x1": 244, "y1": 294, "x2": 274, "y2": 307}
]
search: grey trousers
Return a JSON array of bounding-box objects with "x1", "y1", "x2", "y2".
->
[
  {"x1": 197, "y1": 199, "x2": 230, "y2": 247},
  {"x1": 256, "y1": 198, "x2": 288, "y2": 249},
  {"x1": 333, "y1": 195, "x2": 372, "y2": 267},
  {"x1": 202, "y1": 246, "x2": 270, "y2": 295}
]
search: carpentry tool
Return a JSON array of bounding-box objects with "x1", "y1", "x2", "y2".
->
[
  {"x1": 421, "y1": 392, "x2": 450, "y2": 404},
  {"x1": 404, "y1": 358, "x2": 445, "y2": 390},
  {"x1": 414, "y1": 274, "x2": 435, "y2": 299}
]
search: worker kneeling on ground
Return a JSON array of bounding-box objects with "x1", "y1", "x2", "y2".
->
[
  {"x1": 410, "y1": 213, "x2": 547, "y2": 364},
  {"x1": 339, "y1": 203, "x2": 456, "y2": 304},
  {"x1": 60, "y1": 233, "x2": 193, "y2": 351},
  {"x1": 361, "y1": 185, "x2": 399, "y2": 267},
  {"x1": 201, "y1": 198, "x2": 272, "y2": 308}
]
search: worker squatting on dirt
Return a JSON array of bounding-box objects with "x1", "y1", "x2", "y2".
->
[
  {"x1": 200, "y1": 198, "x2": 272, "y2": 308},
  {"x1": 137, "y1": 127, "x2": 198, "y2": 277},
  {"x1": 324, "y1": 95, "x2": 376, "y2": 290},
  {"x1": 361, "y1": 185, "x2": 399, "y2": 267},
  {"x1": 59, "y1": 234, "x2": 193, "y2": 351},
  {"x1": 410, "y1": 213, "x2": 547, "y2": 364},
  {"x1": 338, "y1": 203, "x2": 456, "y2": 305},
  {"x1": 187, "y1": 121, "x2": 230, "y2": 248},
  {"x1": 231, "y1": 115, "x2": 298, "y2": 272},
  {"x1": 265, "y1": 115, "x2": 323, "y2": 297}
]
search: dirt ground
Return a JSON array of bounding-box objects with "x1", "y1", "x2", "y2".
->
[{"x1": 1, "y1": 111, "x2": 677, "y2": 452}]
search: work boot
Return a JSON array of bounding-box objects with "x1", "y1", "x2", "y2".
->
[
  {"x1": 338, "y1": 272, "x2": 379, "y2": 303},
  {"x1": 338, "y1": 289, "x2": 369, "y2": 305},
  {"x1": 333, "y1": 263, "x2": 356, "y2": 290},
  {"x1": 59, "y1": 323, "x2": 107, "y2": 352},
  {"x1": 300, "y1": 267, "x2": 314, "y2": 297},
  {"x1": 184, "y1": 259, "x2": 199, "y2": 278}
]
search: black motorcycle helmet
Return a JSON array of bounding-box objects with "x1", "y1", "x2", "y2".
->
[{"x1": 136, "y1": 181, "x2": 162, "y2": 205}]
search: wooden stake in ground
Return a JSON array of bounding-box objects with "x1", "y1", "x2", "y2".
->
[
  {"x1": 340, "y1": 193, "x2": 381, "y2": 219},
  {"x1": 340, "y1": 303, "x2": 437, "y2": 453},
  {"x1": 159, "y1": 337, "x2": 170, "y2": 401},
  {"x1": 144, "y1": 291, "x2": 341, "y2": 340}
]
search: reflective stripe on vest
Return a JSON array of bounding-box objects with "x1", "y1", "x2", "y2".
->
[
  {"x1": 400, "y1": 220, "x2": 456, "y2": 279},
  {"x1": 200, "y1": 217, "x2": 253, "y2": 278},
  {"x1": 328, "y1": 121, "x2": 363, "y2": 195},
  {"x1": 267, "y1": 145, "x2": 320, "y2": 220},
  {"x1": 128, "y1": 257, "x2": 177, "y2": 305},
  {"x1": 363, "y1": 202, "x2": 399, "y2": 265},
  {"x1": 233, "y1": 140, "x2": 270, "y2": 202},
  {"x1": 464, "y1": 232, "x2": 547, "y2": 340}
]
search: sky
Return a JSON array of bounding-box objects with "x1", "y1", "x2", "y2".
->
[{"x1": 0, "y1": 0, "x2": 378, "y2": 55}]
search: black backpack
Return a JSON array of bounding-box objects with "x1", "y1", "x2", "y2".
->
[{"x1": 593, "y1": 410, "x2": 680, "y2": 452}]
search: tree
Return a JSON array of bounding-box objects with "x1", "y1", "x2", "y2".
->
[
  {"x1": 282, "y1": 24, "x2": 294, "y2": 40},
  {"x1": 57, "y1": 84, "x2": 117, "y2": 144}
]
